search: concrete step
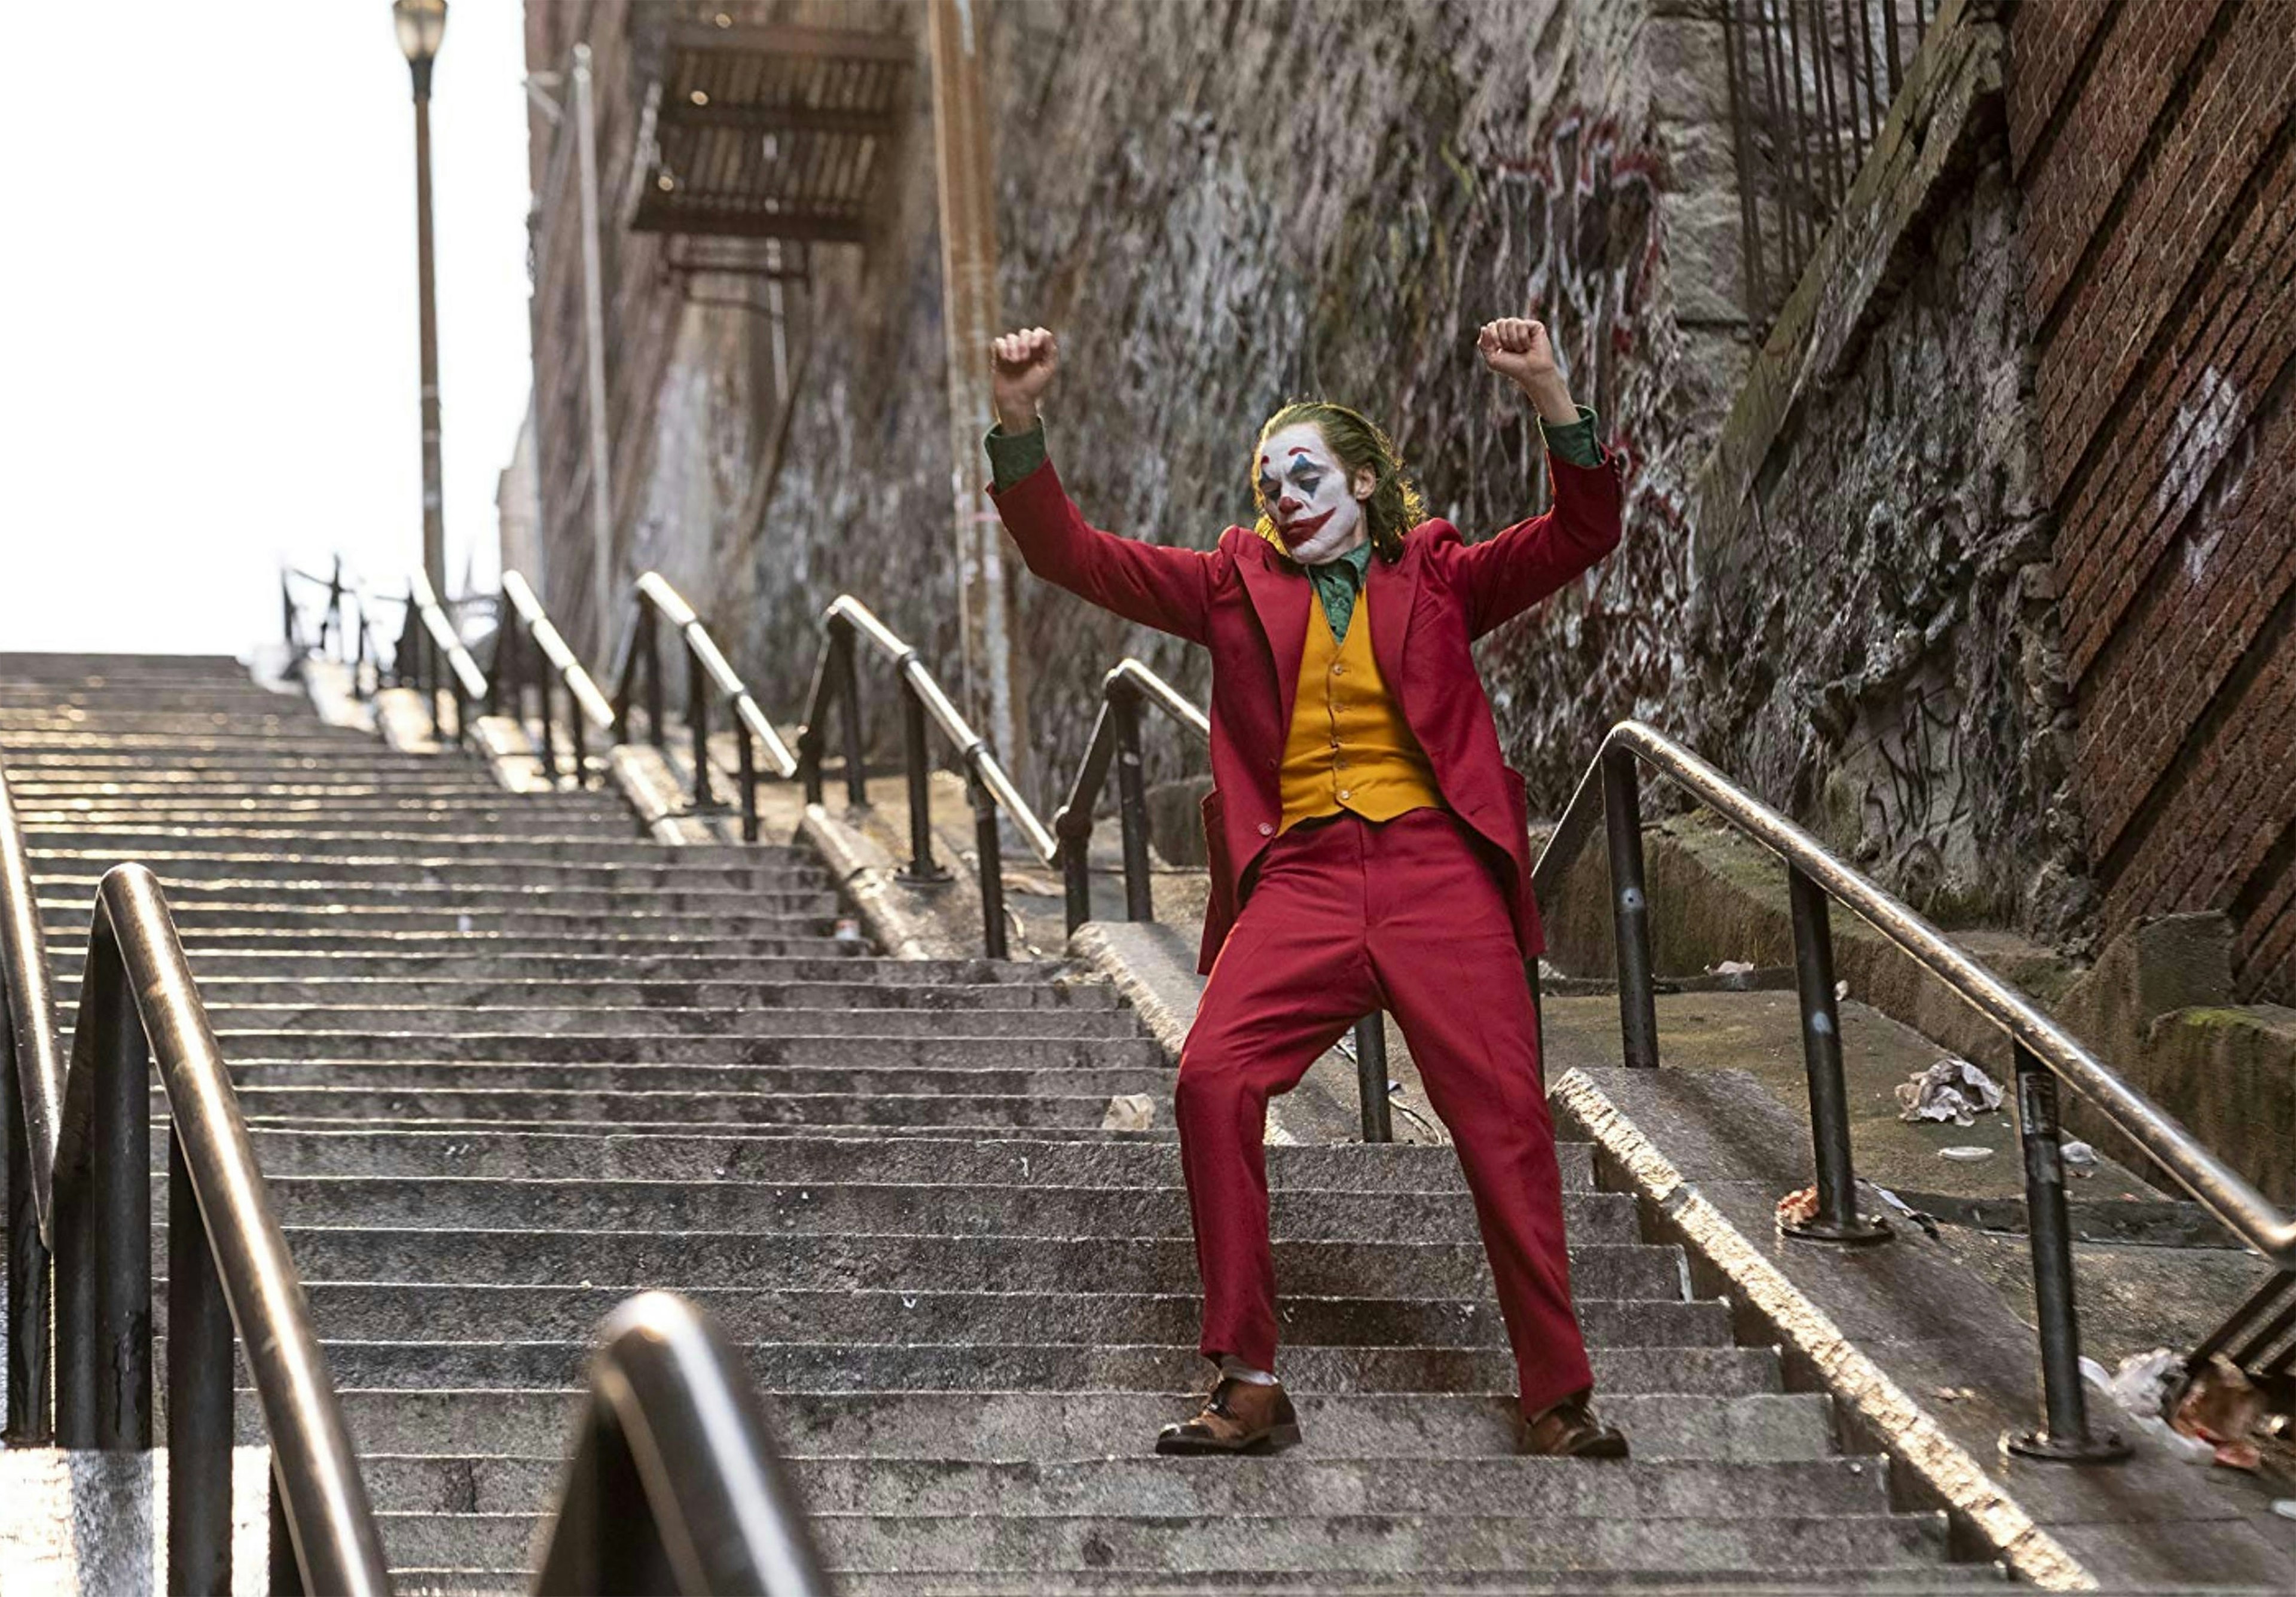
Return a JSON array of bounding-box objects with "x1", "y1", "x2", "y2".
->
[
  {"x1": 19, "y1": 828, "x2": 752, "y2": 858},
  {"x1": 74, "y1": 952, "x2": 1057, "y2": 984},
  {"x1": 27, "y1": 848, "x2": 808, "y2": 885},
  {"x1": 286, "y1": 1388, "x2": 1844, "y2": 1463},
  {"x1": 11, "y1": 801, "x2": 637, "y2": 831},
  {"x1": 155, "y1": 1004, "x2": 1142, "y2": 1041},
  {"x1": 265, "y1": 1229, "x2": 1686, "y2": 1299},
  {"x1": 235, "y1": 1129, "x2": 1535, "y2": 1192},
  {"x1": 815, "y1": 1571, "x2": 2005, "y2": 1595},
  {"x1": 220, "y1": 1083, "x2": 1171, "y2": 1132},
  {"x1": 265, "y1": 1283, "x2": 1721, "y2": 1350},
  {"x1": 200, "y1": 1032, "x2": 1167, "y2": 1067},
  {"x1": 355, "y1": 1451, "x2": 1888, "y2": 1519},
  {"x1": 66, "y1": 976, "x2": 1119, "y2": 1012},
  {"x1": 368, "y1": 1506, "x2": 1947, "y2": 1579},
  {"x1": 240, "y1": 1339, "x2": 1769, "y2": 1398},
  {"x1": 35, "y1": 879, "x2": 842, "y2": 917},
  {"x1": 201, "y1": 1060, "x2": 1172, "y2": 1101},
  {"x1": 40, "y1": 905, "x2": 836, "y2": 938},
  {"x1": 60, "y1": 929, "x2": 862, "y2": 958},
  {"x1": 29, "y1": 851, "x2": 829, "y2": 891},
  {"x1": 160, "y1": 1174, "x2": 1639, "y2": 1246}
]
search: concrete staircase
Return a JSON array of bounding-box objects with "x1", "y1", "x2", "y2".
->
[{"x1": 1, "y1": 651, "x2": 1993, "y2": 1592}]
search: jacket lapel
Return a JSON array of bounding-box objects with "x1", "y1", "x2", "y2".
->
[
  {"x1": 1364, "y1": 534, "x2": 1422, "y2": 697},
  {"x1": 1238, "y1": 538, "x2": 1310, "y2": 721}
]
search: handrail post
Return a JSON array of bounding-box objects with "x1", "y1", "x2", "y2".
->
[
  {"x1": 169, "y1": 1131, "x2": 236, "y2": 1594},
  {"x1": 1112, "y1": 688, "x2": 1155, "y2": 922},
  {"x1": 486, "y1": 612, "x2": 509, "y2": 718},
  {"x1": 1060, "y1": 825, "x2": 1094, "y2": 937},
  {"x1": 1602, "y1": 747, "x2": 1660, "y2": 1068},
  {"x1": 972, "y1": 767, "x2": 1009, "y2": 959},
  {"x1": 687, "y1": 645, "x2": 718, "y2": 810},
  {"x1": 1355, "y1": 1014, "x2": 1393, "y2": 1143},
  {"x1": 1781, "y1": 867, "x2": 1891, "y2": 1245},
  {"x1": 269, "y1": 1469, "x2": 305, "y2": 1597},
  {"x1": 729, "y1": 725, "x2": 756, "y2": 841},
  {"x1": 538, "y1": 659, "x2": 561, "y2": 786},
  {"x1": 2007, "y1": 1040, "x2": 2133, "y2": 1462},
  {"x1": 836, "y1": 626, "x2": 868, "y2": 811},
  {"x1": 570, "y1": 680, "x2": 591, "y2": 788},
  {"x1": 53, "y1": 939, "x2": 152, "y2": 1449},
  {"x1": 643, "y1": 607, "x2": 667, "y2": 752},
  {"x1": 4, "y1": 1022, "x2": 51, "y2": 1443},
  {"x1": 897, "y1": 674, "x2": 947, "y2": 883}
]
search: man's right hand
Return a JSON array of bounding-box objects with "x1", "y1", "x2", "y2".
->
[{"x1": 990, "y1": 326, "x2": 1058, "y2": 432}]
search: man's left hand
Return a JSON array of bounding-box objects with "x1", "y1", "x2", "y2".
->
[{"x1": 1477, "y1": 314, "x2": 1580, "y2": 425}]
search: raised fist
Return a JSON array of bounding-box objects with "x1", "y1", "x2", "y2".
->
[
  {"x1": 990, "y1": 326, "x2": 1058, "y2": 430},
  {"x1": 1476, "y1": 315, "x2": 1559, "y2": 388}
]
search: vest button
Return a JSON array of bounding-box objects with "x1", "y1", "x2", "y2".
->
[
  {"x1": 1330, "y1": 664, "x2": 1345, "y2": 676},
  {"x1": 1339, "y1": 789, "x2": 1354, "y2": 801},
  {"x1": 1257, "y1": 822, "x2": 1274, "y2": 836}
]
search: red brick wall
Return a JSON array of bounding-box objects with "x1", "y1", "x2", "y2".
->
[{"x1": 2010, "y1": 0, "x2": 2296, "y2": 1000}]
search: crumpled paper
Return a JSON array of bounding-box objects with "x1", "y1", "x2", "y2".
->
[
  {"x1": 1895, "y1": 1058, "x2": 2004, "y2": 1126},
  {"x1": 1101, "y1": 1093, "x2": 1156, "y2": 1132}
]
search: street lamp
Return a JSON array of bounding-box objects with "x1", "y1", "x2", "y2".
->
[{"x1": 395, "y1": 0, "x2": 448, "y2": 596}]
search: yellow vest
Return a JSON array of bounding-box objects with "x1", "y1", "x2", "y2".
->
[{"x1": 1277, "y1": 595, "x2": 1444, "y2": 833}]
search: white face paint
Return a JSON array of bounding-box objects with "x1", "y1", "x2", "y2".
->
[{"x1": 1256, "y1": 423, "x2": 1370, "y2": 565}]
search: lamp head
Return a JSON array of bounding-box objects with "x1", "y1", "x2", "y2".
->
[{"x1": 393, "y1": 0, "x2": 447, "y2": 66}]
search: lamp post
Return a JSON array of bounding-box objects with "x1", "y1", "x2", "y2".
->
[{"x1": 395, "y1": 0, "x2": 448, "y2": 596}]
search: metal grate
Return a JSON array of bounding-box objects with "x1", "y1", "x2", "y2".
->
[
  {"x1": 629, "y1": 18, "x2": 911, "y2": 245},
  {"x1": 1721, "y1": 0, "x2": 1933, "y2": 331}
]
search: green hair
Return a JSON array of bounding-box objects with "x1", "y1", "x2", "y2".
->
[{"x1": 1250, "y1": 401, "x2": 1425, "y2": 563}]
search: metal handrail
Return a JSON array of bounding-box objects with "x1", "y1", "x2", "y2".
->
[
  {"x1": 794, "y1": 594, "x2": 1057, "y2": 959},
  {"x1": 2, "y1": 759, "x2": 63, "y2": 1442},
  {"x1": 533, "y1": 1291, "x2": 832, "y2": 1596},
  {"x1": 1535, "y1": 719, "x2": 2296, "y2": 1461},
  {"x1": 41, "y1": 864, "x2": 390, "y2": 1592},
  {"x1": 1046, "y1": 658, "x2": 1393, "y2": 1140},
  {"x1": 495, "y1": 570, "x2": 615, "y2": 789},
  {"x1": 404, "y1": 569, "x2": 488, "y2": 747},
  {"x1": 613, "y1": 572, "x2": 799, "y2": 843}
]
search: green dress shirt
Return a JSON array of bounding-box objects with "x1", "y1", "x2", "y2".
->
[{"x1": 983, "y1": 406, "x2": 1608, "y2": 644}]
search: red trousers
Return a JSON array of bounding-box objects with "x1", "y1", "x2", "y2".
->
[{"x1": 1174, "y1": 806, "x2": 1595, "y2": 1418}]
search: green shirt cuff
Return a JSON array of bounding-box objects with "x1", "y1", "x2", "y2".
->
[
  {"x1": 985, "y1": 416, "x2": 1049, "y2": 491},
  {"x1": 1538, "y1": 404, "x2": 1605, "y2": 469}
]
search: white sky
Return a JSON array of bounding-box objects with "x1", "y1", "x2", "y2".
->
[{"x1": 1, "y1": 2, "x2": 534, "y2": 656}]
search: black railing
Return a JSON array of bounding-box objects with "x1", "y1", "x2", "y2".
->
[
  {"x1": 613, "y1": 573, "x2": 799, "y2": 842},
  {"x1": 795, "y1": 597, "x2": 1057, "y2": 960},
  {"x1": 534, "y1": 1291, "x2": 832, "y2": 1597},
  {"x1": 1, "y1": 835, "x2": 392, "y2": 1591},
  {"x1": 282, "y1": 560, "x2": 392, "y2": 691},
  {"x1": 403, "y1": 569, "x2": 490, "y2": 747},
  {"x1": 1721, "y1": 0, "x2": 1932, "y2": 329},
  {"x1": 1537, "y1": 719, "x2": 2296, "y2": 1462},
  {"x1": 496, "y1": 570, "x2": 616, "y2": 789},
  {"x1": 1048, "y1": 658, "x2": 1394, "y2": 1143},
  {"x1": 2, "y1": 755, "x2": 62, "y2": 1445}
]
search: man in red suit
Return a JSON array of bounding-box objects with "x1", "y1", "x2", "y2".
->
[{"x1": 983, "y1": 314, "x2": 1628, "y2": 1459}]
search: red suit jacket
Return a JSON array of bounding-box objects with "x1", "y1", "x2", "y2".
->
[{"x1": 988, "y1": 452, "x2": 1625, "y2": 973}]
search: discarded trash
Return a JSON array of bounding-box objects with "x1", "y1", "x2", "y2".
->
[
  {"x1": 1932, "y1": 1386, "x2": 1976, "y2": 1403},
  {"x1": 1939, "y1": 1146, "x2": 1995, "y2": 1161},
  {"x1": 2086, "y1": 1348, "x2": 2216, "y2": 1464},
  {"x1": 1101, "y1": 1092, "x2": 1156, "y2": 1132},
  {"x1": 1708, "y1": 959, "x2": 1755, "y2": 976},
  {"x1": 2061, "y1": 1140, "x2": 2097, "y2": 1168},
  {"x1": 2174, "y1": 1354, "x2": 2268, "y2": 1471},
  {"x1": 1896, "y1": 1058, "x2": 2005, "y2": 1126},
  {"x1": 2273, "y1": 1500, "x2": 2296, "y2": 1522},
  {"x1": 833, "y1": 917, "x2": 868, "y2": 955},
  {"x1": 1835, "y1": 979, "x2": 1850, "y2": 1001},
  {"x1": 1775, "y1": 1185, "x2": 1820, "y2": 1229}
]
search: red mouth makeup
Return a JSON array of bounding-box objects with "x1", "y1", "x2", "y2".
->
[{"x1": 1279, "y1": 508, "x2": 1334, "y2": 543}]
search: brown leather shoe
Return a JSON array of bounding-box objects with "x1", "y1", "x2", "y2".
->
[
  {"x1": 1154, "y1": 1377, "x2": 1304, "y2": 1456},
  {"x1": 1517, "y1": 1390, "x2": 1629, "y2": 1459}
]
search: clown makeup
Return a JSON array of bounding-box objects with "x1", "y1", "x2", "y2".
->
[{"x1": 1256, "y1": 423, "x2": 1370, "y2": 565}]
